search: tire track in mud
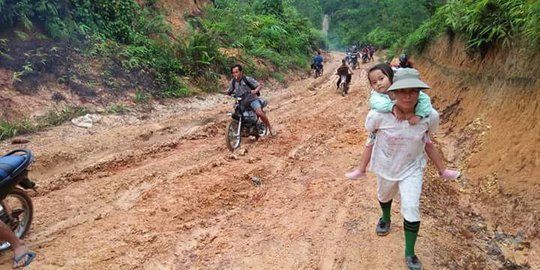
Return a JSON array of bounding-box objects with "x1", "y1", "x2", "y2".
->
[{"x1": 163, "y1": 59, "x2": 382, "y2": 269}]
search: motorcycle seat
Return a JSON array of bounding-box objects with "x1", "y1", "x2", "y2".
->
[
  {"x1": 0, "y1": 150, "x2": 32, "y2": 182},
  {"x1": 0, "y1": 156, "x2": 25, "y2": 180}
]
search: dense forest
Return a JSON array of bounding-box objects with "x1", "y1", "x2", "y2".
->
[
  {"x1": 296, "y1": 0, "x2": 539, "y2": 56},
  {"x1": 1, "y1": 0, "x2": 539, "y2": 138},
  {"x1": 298, "y1": 0, "x2": 445, "y2": 50}
]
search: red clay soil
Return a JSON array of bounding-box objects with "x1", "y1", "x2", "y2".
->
[
  {"x1": 0, "y1": 49, "x2": 538, "y2": 269},
  {"x1": 417, "y1": 37, "x2": 539, "y2": 241}
]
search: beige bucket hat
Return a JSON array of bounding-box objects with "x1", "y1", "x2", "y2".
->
[{"x1": 388, "y1": 68, "x2": 430, "y2": 91}]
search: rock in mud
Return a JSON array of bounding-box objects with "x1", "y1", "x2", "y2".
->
[
  {"x1": 11, "y1": 138, "x2": 30, "y2": 144},
  {"x1": 238, "y1": 148, "x2": 248, "y2": 156},
  {"x1": 71, "y1": 113, "x2": 102, "y2": 128},
  {"x1": 469, "y1": 222, "x2": 487, "y2": 233},
  {"x1": 251, "y1": 176, "x2": 262, "y2": 187}
]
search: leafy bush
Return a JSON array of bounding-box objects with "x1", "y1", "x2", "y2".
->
[
  {"x1": 204, "y1": 0, "x2": 324, "y2": 72},
  {"x1": 365, "y1": 28, "x2": 397, "y2": 48},
  {"x1": 403, "y1": 0, "x2": 539, "y2": 56},
  {"x1": 523, "y1": 1, "x2": 540, "y2": 47},
  {"x1": 403, "y1": 10, "x2": 446, "y2": 54},
  {"x1": 1, "y1": 0, "x2": 325, "y2": 101}
]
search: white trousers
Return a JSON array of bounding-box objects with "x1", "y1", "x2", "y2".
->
[{"x1": 377, "y1": 170, "x2": 423, "y2": 222}]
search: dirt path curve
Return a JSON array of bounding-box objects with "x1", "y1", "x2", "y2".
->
[{"x1": 0, "y1": 53, "x2": 496, "y2": 269}]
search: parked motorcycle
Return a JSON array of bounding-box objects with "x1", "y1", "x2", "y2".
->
[
  {"x1": 226, "y1": 97, "x2": 268, "y2": 151},
  {"x1": 0, "y1": 149, "x2": 36, "y2": 251}
]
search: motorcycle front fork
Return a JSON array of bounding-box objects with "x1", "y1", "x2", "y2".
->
[{"x1": 236, "y1": 118, "x2": 243, "y2": 137}]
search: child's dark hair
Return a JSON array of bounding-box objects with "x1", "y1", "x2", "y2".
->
[{"x1": 368, "y1": 63, "x2": 394, "y2": 82}]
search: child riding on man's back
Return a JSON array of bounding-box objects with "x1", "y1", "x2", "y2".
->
[{"x1": 345, "y1": 63, "x2": 460, "y2": 180}]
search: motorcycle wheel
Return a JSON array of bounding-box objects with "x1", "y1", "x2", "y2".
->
[
  {"x1": 255, "y1": 122, "x2": 267, "y2": 139},
  {"x1": 340, "y1": 83, "x2": 346, "y2": 96},
  {"x1": 0, "y1": 188, "x2": 33, "y2": 251},
  {"x1": 226, "y1": 120, "x2": 241, "y2": 152}
]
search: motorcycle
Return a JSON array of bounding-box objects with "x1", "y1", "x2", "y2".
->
[
  {"x1": 313, "y1": 64, "x2": 323, "y2": 78},
  {"x1": 351, "y1": 55, "x2": 358, "y2": 69},
  {"x1": 339, "y1": 74, "x2": 350, "y2": 96},
  {"x1": 0, "y1": 149, "x2": 36, "y2": 251},
  {"x1": 362, "y1": 52, "x2": 369, "y2": 63},
  {"x1": 226, "y1": 97, "x2": 268, "y2": 152}
]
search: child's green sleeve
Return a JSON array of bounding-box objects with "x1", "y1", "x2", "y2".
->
[
  {"x1": 369, "y1": 91, "x2": 394, "y2": 112},
  {"x1": 415, "y1": 91, "x2": 433, "y2": 118}
]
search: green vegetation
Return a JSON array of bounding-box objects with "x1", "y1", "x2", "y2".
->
[
  {"x1": 0, "y1": 119, "x2": 34, "y2": 140},
  {"x1": 108, "y1": 104, "x2": 130, "y2": 114},
  {"x1": 315, "y1": 0, "x2": 538, "y2": 57},
  {"x1": 403, "y1": 0, "x2": 540, "y2": 56},
  {"x1": 134, "y1": 91, "x2": 150, "y2": 104},
  {"x1": 0, "y1": 0, "x2": 323, "y2": 96},
  {"x1": 291, "y1": 0, "x2": 323, "y2": 30},
  {"x1": 205, "y1": 0, "x2": 325, "y2": 73},
  {"x1": 0, "y1": 106, "x2": 88, "y2": 140},
  {"x1": 319, "y1": 0, "x2": 444, "y2": 49}
]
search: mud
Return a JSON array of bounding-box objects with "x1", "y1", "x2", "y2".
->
[{"x1": 0, "y1": 52, "x2": 538, "y2": 269}]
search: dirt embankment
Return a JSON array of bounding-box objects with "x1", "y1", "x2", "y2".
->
[{"x1": 415, "y1": 36, "x2": 539, "y2": 265}]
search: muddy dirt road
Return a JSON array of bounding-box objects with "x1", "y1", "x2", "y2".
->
[{"x1": 0, "y1": 53, "x2": 537, "y2": 269}]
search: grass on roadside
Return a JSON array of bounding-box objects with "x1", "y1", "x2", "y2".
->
[{"x1": 0, "y1": 106, "x2": 90, "y2": 141}]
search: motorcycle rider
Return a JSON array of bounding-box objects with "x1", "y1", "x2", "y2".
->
[
  {"x1": 0, "y1": 222, "x2": 36, "y2": 268},
  {"x1": 362, "y1": 46, "x2": 370, "y2": 62},
  {"x1": 351, "y1": 50, "x2": 360, "y2": 68},
  {"x1": 368, "y1": 44, "x2": 375, "y2": 62},
  {"x1": 312, "y1": 51, "x2": 324, "y2": 73},
  {"x1": 225, "y1": 64, "x2": 275, "y2": 137},
  {"x1": 336, "y1": 59, "x2": 353, "y2": 90},
  {"x1": 398, "y1": 54, "x2": 414, "y2": 68}
]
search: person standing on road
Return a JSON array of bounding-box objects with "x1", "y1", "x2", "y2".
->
[
  {"x1": 225, "y1": 64, "x2": 275, "y2": 137},
  {"x1": 365, "y1": 68, "x2": 440, "y2": 270}
]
